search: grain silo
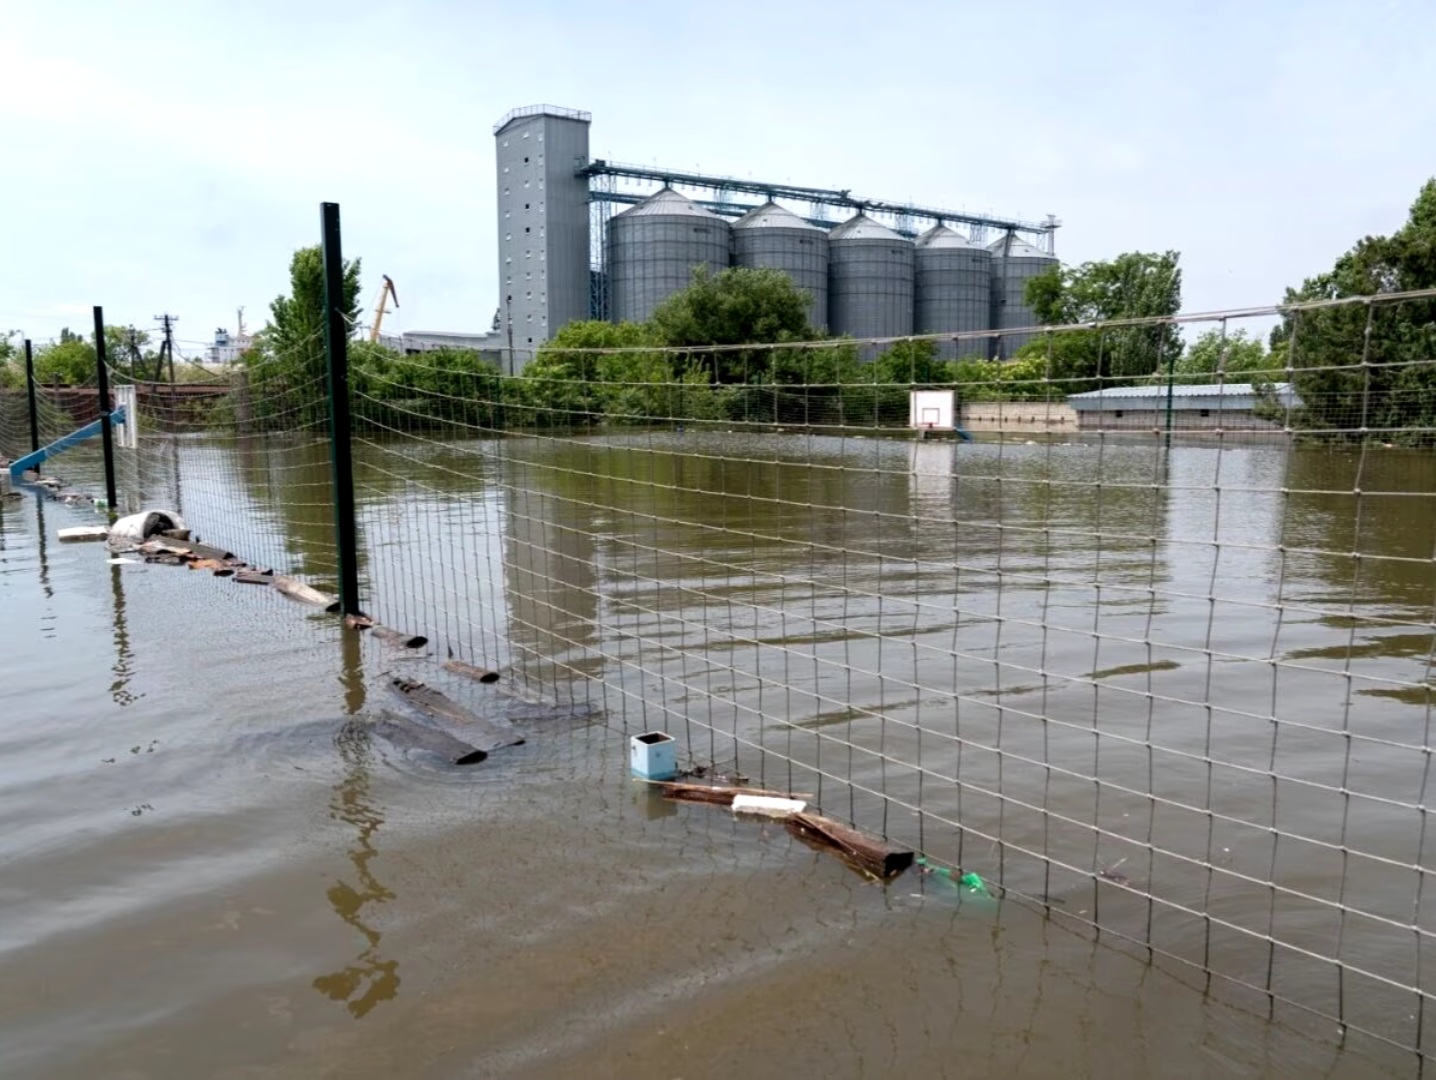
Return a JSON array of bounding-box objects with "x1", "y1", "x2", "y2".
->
[
  {"x1": 988, "y1": 234, "x2": 1057, "y2": 359},
  {"x1": 827, "y1": 213, "x2": 913, "y2": 354},
  {"x1": 914, "y1": 224, "x2": 992, "y2": 360},
  {"x1": 607, "y1": 187, "x2": 732, "y2": 323},
  {"x1": 731, "y1": 201, "x2": 829, "y2": 331}
]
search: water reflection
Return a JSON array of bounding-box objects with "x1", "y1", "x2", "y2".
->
[
  {"x1": 503, "y1": 446, "x2": 602, "y2": 690},
  {"x1": 108, "y1": 563, "x2": 138, "y2": 707},
  {"x1": 312, "y1": 629, "x2": 399, "y2": 1019},
  {"x1": 34, "y1": 497, "x2": 53, "y2": 600}
]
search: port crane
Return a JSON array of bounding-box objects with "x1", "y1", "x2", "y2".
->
[{"x1": 368, "y1": 275, "x2": 399, "y2": 342}]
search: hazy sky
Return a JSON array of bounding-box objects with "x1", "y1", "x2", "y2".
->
[{"x1": 1, "y1": 0, "x2": 1430, "y2": 355}]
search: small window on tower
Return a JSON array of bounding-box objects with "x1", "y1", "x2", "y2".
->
[
  {"x1": 523, "y1": 156, "x2": 529, "y2": 164},
  {"x1": 525, "y1": 203, "x2": 530, "y2": 210},
  {"x1": 525, "y1": 227, "x2": 530, "y2": 233}
]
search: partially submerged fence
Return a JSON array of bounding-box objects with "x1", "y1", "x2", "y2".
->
[{"x1": 16, "y1": 208, "x2": 1436, "y2": 1069}]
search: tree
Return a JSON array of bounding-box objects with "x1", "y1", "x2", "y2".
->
[
  {"x1": 0, "y1": 334, "x2": 20, "y2": 390},
  {"x1": 248, "y1": 245, "x2": 362, "y2": 428},
  {"x1": 1275, "y1": 179, "x2": 1436, "y2": 439},
  {"x1": 1173, "y1": 328, "x2": 1280, "y2": 383},
  {"x1": 1023, "y1": 250, "x2": 1183, "y2": 385},
  {"x1": 518, "y1": 320, "x2": 653, "y2": 426},
  {"x1": 648, "y1": 266, "x2": 816, "y2": 383}
]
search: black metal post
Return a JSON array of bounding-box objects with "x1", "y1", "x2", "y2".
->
[
  {"x1": 23, "y1": 338, "x2": 39, "y2": 453},
  {"x1": 321, "y1": 202, "x2": 362, "y2": 618},
  {"x1": 93, "y1": 307, "x2": 118, "y2": 514}
]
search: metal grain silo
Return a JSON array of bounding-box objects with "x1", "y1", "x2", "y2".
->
[
  {"x1": 915, "y1": 224, "x2": 992, "y2": 360},
  {"x1": 827, "y1": 213, "x2": 913, "y2": 355},
  {"x1": 606, "y1": 187, "x2": 731, "y2": 324},
  {"x1": 988, "y1": 234, "x2": 1057, "y2": 359},
  {"x1": 731, "y1": 201, "x2": 829, "y2": 331}
]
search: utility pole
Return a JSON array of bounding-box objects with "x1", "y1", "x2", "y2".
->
[
  {"x1": 153, "y1": 314, "x2": 178, "y2": 383},
  {"x1": 126, "y1": 326, "x2": 141, "y2": 381}
]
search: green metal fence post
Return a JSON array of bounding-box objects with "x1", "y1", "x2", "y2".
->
[
  {"x1": 23, "y1": 338, "x2": 39, "y2": 454},
  {"x1": 93, "y1": 307, "x2": 118, "y2": 514},
  {"x1": 320, "y1": 202, "x2": 362, "y2": 618}
]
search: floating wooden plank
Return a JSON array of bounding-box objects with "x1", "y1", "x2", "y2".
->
[
  {"x1": 344, "y1": 613, "x2": 377, "y2": 630},
  {"x1": 182, "y1": 538, "x2": 236, "y2": 562},
  {"x1": 58, "y1": 525, "x2": 109, "y2": 542},
  {"x1": 785, "y1": 812, "x2": 915, "y2": 881},
  {"x1": 233, "y1": 569, "x2": 274, "y2": 585},
  {"x1": 442, "y1": 659, "x2": 500, "y2": 684},
  {"x1": 372, "y1": 625, "x2": 428, "y2": 649},
  {"x1": 389, "y1": 677, "x2": 524, "y2": 752},
  {"x1": 273, "y1": 575, "x2": 340, "y2": 613}
]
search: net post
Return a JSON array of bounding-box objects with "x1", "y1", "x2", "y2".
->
[
  {"x1": 92, "y1": 307, "x2": 118, "y2": 514},
  {"x1": 320, "y1": 202, "x2": 362, "y2": 618},
  {"x1": 23, "y1": 338, "x2": 39, "y2": 453}
]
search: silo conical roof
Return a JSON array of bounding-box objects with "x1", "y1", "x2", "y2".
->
[
  {"x1": 986, "y1": 235, "x2": 1050, "y2": 258},
  {"x1": 829, "y1": 213, "x2": 905, "y2": 242},
  {"x1": 614, "y1": 186, "x2": 722, "y2": 220},
  {"x1": 917, "y1": 224, "x2": 982, "y2": 249},
  {"x1": 732, "y1": 201, "x2": 823, "y2": 231}
]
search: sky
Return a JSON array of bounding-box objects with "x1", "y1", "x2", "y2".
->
[{"x1": 1, "y1": 0, "x2": 1431, "y2": 356}]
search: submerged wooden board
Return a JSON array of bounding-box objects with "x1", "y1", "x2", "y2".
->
[
  {"x1": 354, "y1": 711, "x2": 488, "y2": 766},
  {"x1": 389, "y1": 677, "x2": 524, "y2": 752},
  {"x1": 58, "y1": 526, "x2": 109, "y2": 542}
]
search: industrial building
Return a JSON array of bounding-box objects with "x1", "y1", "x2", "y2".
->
[
  {"x1": 1066, "y1": 383, "x2": 1301, "y2": 431},
  {"x1": 492, "y1": 104, "x2": 1059, "y2": 367}
]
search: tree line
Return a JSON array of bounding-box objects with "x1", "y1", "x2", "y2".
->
[{"x1": 7, "y1": 177, "x2": 1431, "y2": 439}]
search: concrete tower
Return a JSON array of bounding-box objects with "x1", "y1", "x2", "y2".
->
[{"x1": 493, "y1": 106, "x2": 591, "y2": 368}]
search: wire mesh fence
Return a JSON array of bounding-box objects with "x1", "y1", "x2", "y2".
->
[{"x1": 13, "y1": 285, "x2": 1436, "y2": 1066}]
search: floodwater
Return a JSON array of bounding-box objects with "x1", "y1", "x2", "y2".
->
[{"x1": 2, "y1": 431, "x2": 1434, "y2": 1078}]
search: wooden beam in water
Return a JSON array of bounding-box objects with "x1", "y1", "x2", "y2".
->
[
  {"x1": 442, "y1": 659, "x2": 500, "y2": 684},
  {"x1": 389, "y1": 677, "x2": 524, "y2": 752}
]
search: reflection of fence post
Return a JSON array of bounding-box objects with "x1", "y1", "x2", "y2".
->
[
  {"x1": 93, "y1": 306, "x2": 118, "y2": 514},
  {"x1": 23, "y1": 338, "x2": 38, "y2": 453},
  {"x1": 233, "y1": 367, "x2": 253, "y2": 435},
  {"x1": 320, "y1": 202, "x2": 362, "y2": 618}
]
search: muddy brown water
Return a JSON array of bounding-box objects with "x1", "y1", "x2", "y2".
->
[{"x1": 2, "y1": 432, "x2": 1432, "y2": 1078}]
